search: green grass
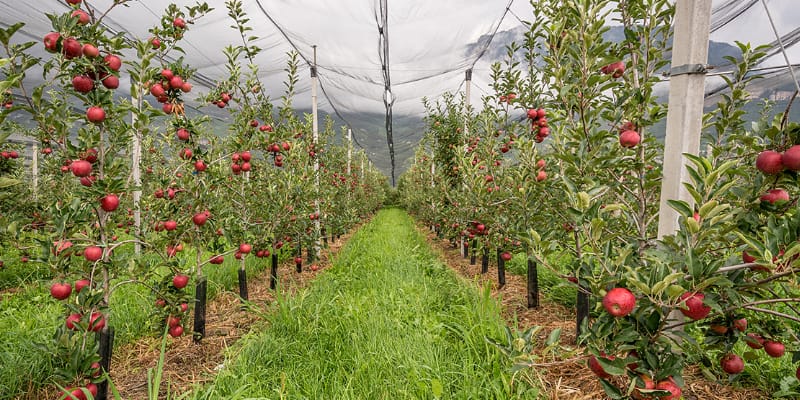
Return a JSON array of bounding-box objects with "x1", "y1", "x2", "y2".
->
[
  {"x1": 190, "y1": 208, "x2": 539, "y2": 399},
  {"x1": 0, "y1": 248, "x2": 274, "y2": 400}
]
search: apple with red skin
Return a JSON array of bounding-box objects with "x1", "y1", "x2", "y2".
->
[
  {"x1": 66, "y1": 387, "x2": 87, "y2": 400},
  {"x1": 66, "y1": 313, "x2": 82, "y2": 330},
  {"x1": 679, "y1": 291, "x2": 711, "y2": 320},
  {"x1": 173, "y1": 17, "x2": 186, "y2": 29},
  {"x1": 100, "y1": 194, "x2": 119, "y2": 212},
  {"x1": 181, "y1": 82, "x2": 192, "y2": 92},
  {"x1": 180, "y1": 303, "x2": 189, "y2": 312},
  {"x1": 619, "y1": 130, "x2": 640, "y2": 148},
  {"x1": 173, "y1": 274, "x2": 189, "y2": 289},
  {"x1": 756, "y1": 150, "x2": 784, "y2": 175},
  {"x1": 745, "y1": 334, "x2": 765, "y2": 350},
  {"x1": 180, "y1": 148, "x2": 192, "y2": 159},
  {"x1": 169, "y1": 325, "x2": 184, "y2": 338},
  {"x1": 71, "y1": 160, "x2": 92, "y2": 177},
  {"x1": 500, "y1": 251, "x2": 512, "y2": 262},
  {"x1": 89, "y1": 361, "x2": 102, "y2": 378},
  {"x1": 169, "y1": 76, "x2": 184, "y2": 89},
  {"x1": 602, "y1": 287, "x2": 636, "y2": 317},
  {"x1": 43, "y1": 32, "x2": 61, "y2": 52},
  {"x1": 760, "y1": 188, "x2": 790, "y2": 204},
  {"x1": 75, "y1": 279, "x2": 91, "y2": 293},
  {"x1": 631, "y1": 375, "x2": 655, "y2": 400},
  {"x1": 764, "y1": 340, "x2": 785, "y2": 358},
  {"x1": 104, "y1": 54, "x2": 122, "y2": 71},
  {"x1": 733, "y1": 318, "x2": 747, "y2": 332},
  {"x1": 167, "y1": 315, "x2": 181, "y2": 328},
  {"x1": 536, "y1": 170, "x2": 547, "y2": 182},
  {"x1": 66, "y1": 0, "x2": 82, "y2": 4},
  {"x1": 86, "y1": 383, "x2": 98, "y2": 398},
  {"x1": 150, "y1": 83, "x2": 166, "y2": 97},
  {"x1": 89, "y1": 312, "x2": 105, "y2": 332},
  {"x1": 101, "y1": 74, "x2": 119, "y2": 89},
  {"x1": 176, "y1": 128, "x2": 190, "y2": 141},
  {"x1": 72, "y1": 75, "x2": 94, "y2": 93},
  {"x1": 84, "y1": 246, "x2": 103, "y2": 262},
  {"x1": 50, "y1": 282, "x2": 72, "y2": 300},
  {"x1": 655, "y1": 378, "x2": 681, "y2": 400},
  {"x1": 164, "y1": 220, "x2": 178, "y2": 231},
  {"x1": 310, "y1": 264, "x2": 320, "y2": 271},
  {"x1": 782, "y1": 145, "x2": 800, "y2": 171},
  {"x1": 192, "y1": 212, "x2": 208, "y2": 226},
  {"x1": 239, "y1": 243, "x2": 252, "y2": 254},
  {"x1": 194, "y1": 160, "x2": 207, "y2": 172},
  {"x1": 241, "y1": 151, "x2": 252, "y2": 162},
  {"x1": 294, "y1": 257, "x2": 303, "y2": 264},
  {"x1": 71, "y1": 9, "x2": 90, "y2": 24},
  {"x1": 720, "y1": 353, "x2": 744, "y2": 374},
  {"x1": 209, "y1": 255, "x2": 224, "y2": 264},
  {"x1": 61, "y1": 37, "x2": 82, "y2": 59},
  {"x1": 86, "y1": 106, "x2": 106, "y2": 123},
  {"x1": 587, "y1": 353, "x2": 615, "y2": 379}
]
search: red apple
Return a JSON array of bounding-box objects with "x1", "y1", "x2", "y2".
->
[
  {"x1": 72, "y1": 75, "x2": 94, "y2": 93},
  {"x1": 500, "y1": 251, "x2": 512, "y2": 262},
  {"x1": 619, "y1": 130, "x2": 640, "y2": 148},
  {"x1": 89, "y1": 312, "x2": 105, "y2": 332},
  {"x1": 173, "y1": 274, "x2": 189, "y2": 289},
  {"x1": 760, "y1": 188, "x2": 790, "y2": 204},
  {"x1": 164, "y1": 220, "x2": 178, "y2": 231},
  {"x1": 168, "y1": 325, "x2": 184, "y2": 338},
  {"x1": 194, "y1": 160, "x2": 206, "y2": 172},
  {"x1": 602, "y1": 287, "x2": 636, "y2": 317},
  {"x1": 536, "y1": 170, "x2": 547, "y2": 182},
  {"x1": 150, "y1": 83, "x2": 166, "y2": 97},
  {"x1": 764, "y1": 340, "x2": 785, "y2": 358},
  {"x1": 239, "y1": 243, "x2": 252, "y2": 254},
  {"x1": 733, "y1": 318, "x2": 747, "y2": 332},
  {"x1": 70, "y1": 160, "x2": 92, "y2": 177},
  {"x1": 655, "y1": 378, "x2": 681, "y2": 400},
  {"x1": 100, "y1": 194, "x2": 119, "y2": 212},
  {"x1": 241, "y1": 151, "x2": 252, "y2": 162},
  {"x1": 86, "y1": 106, "x2": 106, "y2": 123},
  {"x1": 101, "y1": 74, "x2": 119, "y2": 89},
  {"x1": 679, "y1": 291, "x2": 711, "y2": 320},
  {"x1": 75, "y1": 279, "x2": 91, "y2": 293},
  {"x1": 66, "y1": 313, "x2": 82, "y2": 330},
  {"x1": 192, "y1": 212, "x2": 207, "y2": 226},
  {"x1": 756, "y1": 150, "x2": 784, "y2": 175},
  {"x1": 66, "y1": 387, "x2": 87, "y2": 400},
  {"x1": 84, "y1": 246, "x2": 103, "y2": 262},
  {"x1": 173, "y1": 17, "x2": 186, "y2": 29},
  {"x1": 104, "y1": 54, "x2": 122, "y2": 71},
  {"x1": 43, "y1": 32, "x2": 61, "y2": 52},
  {"x1": 587, "y1": 353, "x2": 615, "y2": 379},
  {"x1": 782, "y1": 145, "x2": 800, "y2": 171},
  {"x1": 176, "y1": 128, "x2": 190, "y2": 141},
  {"x1": 50, "y1": 282, "x2": 72, "y2": 300},
  {"x1": 71, "y1": 9, "x2": 90, "y2": 24},
  {"x1": 61, "y1": 37, "x2": 82, "y2": 59},
  {"x1": 720, "y1": 353, "x2": 744, "y2": 374}
]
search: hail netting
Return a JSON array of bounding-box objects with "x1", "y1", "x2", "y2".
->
[{"x1": 4, "y1": 0, "x2": 800, "y2": 178}]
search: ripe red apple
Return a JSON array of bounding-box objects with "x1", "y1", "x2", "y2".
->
[
  {"x1": 536, "y1": 170, "x2": 547, "y2": 182},
  {"x1": 61, "y1": 37, "x2": 82, "y2": 59},
  {"x1": 167, "y1": 315, "x2": 181, "y2": 328},
  {"x1": 209, "y1": 255, "x2": 224, "y2": 264},
  {"x1": 619, "y1": 130, "x2": 640, "y2": 148},
  {"x1": 241, "y1": 162, "x2": 251, "y2": 172},
  {"x1": 168, "y1": 325, "x2": 184, "y2": 338},
  {"x1": 764, "y1": 340, "x2": 785, "y2": 358},
  {"x1": 169, "y1": 76, "x2": 184, "y2": 90},
  {"x1": 84, "y1": 246, "x2": 103, "y2": 262},
  {"x1": 192, "y1": 212, "x2": 207, "y2": 226},
  {"x1": 66, "y1": 313, "x2": 82, "y2": 330},
  {"x1": 100, "y1": 194, "x2": 119, "y2": 212},
  {"x1": 733, "y1": 318, "x2": 747, "y2": 332},
  {"x1": 173, "y1": 274, "x2": 189, "y2": 289},
  {"x1": 50, "y1": 282, "x2": 72, "y2": 300},
  {"x1": 181, "y1": 82, "x2": 192, "y2": 93},
  {"x1": 760, "y1": 188, "x2": 790, "y2": 204},
  {"x1": 176, "y1": 128, "x2": 190, "y2": 141},
  {"x1": 756, "y1": 150, "x2": 784, "y2": 175},
  {"x1": 70, "y1": 160, "x2": 92, "y2": 177},
  {"x1": 602, "y1": 287, "x2": 636, "y2": 317},
  {"x1": 66, "y1": 0, "x2": 82, "y2": 4},
  {"x1": 75, "y1": 279, "x2": 91, "y2": 293},
  {"x1": 104, "y1": 54, "x2": 122, "y2": 71},
  {"x1": 500, "y1": 251, "x2": 512, "y2": 262},
  {"x1": 294, "y1": 257, "x2": 303, "y2": 264},
  {"x1": 241, "y1": 151, "x2": 252, "y2": 162},
  {"x1": 71, "y1": 9, "x2": 90, "y2": 25},
  {"x1": 161, "y1": 69, "x2": 174, "y2": 80},
  {"x1": 86, "y1": 383, "x2": 98, "y2": 397},
  {"x1": 66, "y1": 387, "x2": 87, "y2": 400},
  {"x1": 720, "y1": 353, "x2": 744, "y2": 374},
  {"x1": 239, "y1": 243, "x2": 252, "y2": 254},
  {"x1": 89, "y1": 312, "x2": 105, "y2": 332},
  {"x1": 679, "y1": 291, "x2": 711, "y2": 320},
  {"x1": 310, "y1": 264, "x2": 320, "y2": 271},
  {"x1": 782, "y1": 145, "x2": 800, "y2": 171},
  {"x1": 194, "y1": 160, "x2": 206, "y2": 172},
  {"x1": 101, "y1": 74, "x2": 119, "y2": 89},
  {"x1": 43, "y1": 32, "x2": 61, "y2": 52},
  {"x1": 164, "y1": 220, "x2": 178, "y2": 231},
  {"x1": 173, "y1": 17, "x2": 186, "y2": 29},
  {"x1": 180, "y1": 148, "x2": 192, "y2": 159},
  {"x1": 587, "y1": 353, "x2": 615, "y2": 379},
  {"x1": 655, "y1": 378, "x2": 681, "y2": 400},
  {"x1": 746, "y1": 333, "x2": 765, "y2": 349},
  {"x1": 631, "y1": 375, "x2": 655, "y2": 400},
  {"x1": 742, "y1": 250, "x2": 756, "y2": 263},
  {"x1": 180, "y1": 302, "x2": 189, "y2": 312},
  {"x1": 86, "y1": 106, "x2": 106, "y2": 123},
  {"x1": 150, "y1": 83, "x2": 166, "y2": 97},
  {"x1": 72, "y1": 75, "x2": 94, "y2": 93}
]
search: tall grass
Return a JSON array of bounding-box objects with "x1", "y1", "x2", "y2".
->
[{"x1": 191, "y1": 208, "x2": 539, "y2": 399}]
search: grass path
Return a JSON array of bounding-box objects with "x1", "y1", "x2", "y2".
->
[{"x1": 192, "y1": 208, "x2": 538, "y2": 399}]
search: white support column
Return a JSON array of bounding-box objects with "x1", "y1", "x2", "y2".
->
[
  {"x1": 346, "y1": 128, "x2": 352, "y2": 176},
  {"x1": 131, "y1": 79, "x2": 143, "y2": 254},
  {"x1": 657, "y1": 0, "x2": 713, "y2": 239},
  {"x1": 464, "y1": 69, "x2": 472, "y2": 135},
  {"x1": 31, "y1": 142, "x2": 38, "y2": 199},
  {"x1": 311, "y1": 45, "x2": 321, "y2": 257}
]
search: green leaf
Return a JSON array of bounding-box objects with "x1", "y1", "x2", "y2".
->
[
  {"x1": 546, "y1": 328, "x2": 562, "y2": 346},
  {"x1": 667, "y1": 200, "x2": 692, "y2": 217},
  {"x1": 431, "y1": 379, "x2": 443, "y2": 398}
]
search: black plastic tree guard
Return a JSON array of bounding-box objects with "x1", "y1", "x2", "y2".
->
[
  {"x1": 296, "y1": 241, "x2": 302, "y2": 273},
  {"x1": 527, "y1": 258, "x2": 539, "y2": 308},
  {"x1": 462, "y1": 241, "x2": 469, "y2": 260},
  {"x1": 238, "y1": 268, "x2": 248, "y2": 301},
  {"x1": 481, "y1": 250, "x2": 489, "y2": 274},
  {"x1": 469, "y1": 240, "x2": 477, "y2": 265},
  {"x1": 270, "y1": 252, "x2": 278, "y2": 290},
  {"x1": 193, "y1": 277, "x2": 207, "y2": 344},
  {"x1": 576, "y1": 287, "x2": 590, "y2": 343},
  {"x1": 496, "y1": 249, "x2": 506, "y2": 288},
  {"x1": 95, "y1": 325, "x2": 115, "y2": 400}
]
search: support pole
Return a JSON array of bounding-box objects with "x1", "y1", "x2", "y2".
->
[
  {"x1": 131, "y1": 78, "x2": 143, "y2": 254},
  {"x1": 346, "y1": 128, "x2": 352, "y2": 176},
  {"x1": 656, "y1": 0, "x2": 712, "y2": 238},
  {"x1": 464, "y1": 69, "x2": 472, "y2": 134},
  {"x1": 311, "y1": 45, "x2": 321, "y2": 260},
  {"x1": 31, "y1": 143, "x2": 38, "y2": 199}
]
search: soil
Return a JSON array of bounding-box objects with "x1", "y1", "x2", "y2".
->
[{"x1": 419, "y1": 224, "x2": 770, "y2": 400}]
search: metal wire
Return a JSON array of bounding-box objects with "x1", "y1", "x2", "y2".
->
[{"x1": 760, "y1": 0, "x2": 800, "y2": 95}]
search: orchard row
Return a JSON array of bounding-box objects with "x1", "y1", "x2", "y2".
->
[
  {"x1": 400, "y1": 1, "x2": 800, "y2": 399},
  {"x1": 0, "y1": 1, "x2": 386, "y2": 399}
]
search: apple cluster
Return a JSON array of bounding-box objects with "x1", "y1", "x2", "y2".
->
[
  {"x1": 266, "y1": 142, "x2": 291, "y2": 167},
  {"x1": 231, "y1": 151, "x2": 252, "y2": 174},
  {"x1": 527, "y1": 108, "x2": 549, "y2": 143},
  {"x1": 0, "y1": 150, "x2": 19, "y2": 159},
  {"x1": 148, "y1": 68, "x2": 193, "y2": 114}
]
